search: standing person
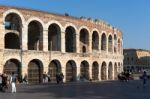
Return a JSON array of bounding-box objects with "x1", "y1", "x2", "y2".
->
[
  {"x1": 142, "y1": 71, "x2": 148, "y2": 88},
  {"x1": 10, "y1": 72, "x2": 16, "y2": 93},
  {"x1": 60, "y1": 72, "x2": 64, "y2": 83},
  {"x1": 2, "y1": 73, "x2": 8, "y2": 92},
  {"x1": 0, "y1": 74, "x2": 2, "y2": 91},
  {"x1": 43, "y1": 72, "x2": 47, "y2": 83},
  {"x1": 56, "y1": 73, "x2": 60, "y2": 84},
  {"x1": 23, "y1": 73, "x2": 28, "y2": 84}
]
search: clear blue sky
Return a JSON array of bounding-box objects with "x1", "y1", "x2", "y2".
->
[{"x1": 0, "y1": 0, "x2": 150, "y2": 50}]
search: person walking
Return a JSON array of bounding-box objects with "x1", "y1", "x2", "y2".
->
[
  {"x1": 10, "y1": 72, "x2": 16, "y2": 93},
  {"x1": 142, "y1": 71, "x2": 148, "y2": 88},
  {"x1": 23, "y1": 73, "x2": 28, "y2": 84}
]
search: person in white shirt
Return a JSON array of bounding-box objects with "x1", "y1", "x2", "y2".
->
[
  {"x1": 10, "y1": 72, "x2": 16, "y2": 93},
  {"x1": 0, "y1": 74, "x2": 2, "y2": 88}
]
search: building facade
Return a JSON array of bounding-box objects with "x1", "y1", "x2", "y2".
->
[
  {"x1": 124, "y1": 49, "x2": 150, "y2": 73},
  {"x1": 0, "y1": 6, "x2": 123, "y2": 83}
]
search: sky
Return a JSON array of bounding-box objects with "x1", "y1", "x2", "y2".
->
[{"x1": 0, "y1": 0, "x2": 150, "y2": 50}]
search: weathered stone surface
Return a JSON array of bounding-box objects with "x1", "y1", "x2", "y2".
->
[{"x1": 0, "y1": 5, "x2": 123, "y2": 82}]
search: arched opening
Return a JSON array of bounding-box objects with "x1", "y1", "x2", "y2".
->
[
  {"x1": 66, "y1": 60, "x2": 77, "y2": 82},
  {"x1": 101, "y1": 33, "x2": 107, "y2": 51},
  {"x1": 114, "y1": 35, "x2": 117, "y2": 53},
  {"x1": 5, "y1": 13, "x2": 22, "y2": 49},
  {"x1": 92, "y1": 31, "x2": 99, "y2": 51},
  {"x1": 28, "y1": 21, "x2": 43, "y2": 50},
  {"x1": 82, "y1": 46, "x2": 86, "y2": 53},
  {"x1": 114, "y1": 63, "x2": 117, "y2": 79},
  {"x1": 80, "y1": 61, "x2": 89, "y2": 80},
  {"x1": 118, "y1": 39, "x2": 121, "y2": 54},
  {"x1": 65, "y1": 26, "x2": 76, "y2": 52},
  {"x1": 28, "y1": 59, "x2": 43, "y2": 84},
  {"x1": 3, "y1": 59, "x2": 22, "y2": 82},
  {"x1": 48, "y1": 60, "x2": 61, "y2": 82},
  {"x1": 5, "y1": 13, "x2": 22, "y2": 33},
  {"x1": 92, "y1": 61, "x2": 99, "y2": 80},
  {"x1": 48, "y1": 24, "x2": 61, "y2": 51},
  {"x1": 5, "y1": 33, "x2": 20, "y2": 49},
  {"x1": 108, "y1": 62, "x2": 113, "y2": 80},
  {"x1": 80, "y1": 29, "x2": 89, "y2": 53},
  {"x1": 108, "y1": 35, "x2": 113, "y2": 52},
  {"x1": 101, "y1": 62, "x2": 107, "y2": 80}
]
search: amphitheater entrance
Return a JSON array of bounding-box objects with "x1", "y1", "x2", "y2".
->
[
  {"x1": 28, "y1": 59, "x2": 43, "y2": 84},
  {"x1": 101, "y1": 62, "x2": 107, "y2": 80},
  {"x1": 80, "y1": 61, "x2": 89, "y2": 80},
  {"x1": 92, "y1": 62, "x2": 99, "y2": 80},
  {"x1": 108, "y1": 62, "x2": 113, "y2": 80},
  {"x1": 48, "y1": 60, "x2": 61, "y2": 82},
  {"x1": 3, "y1": 59, "x2": 21, "y2": 82},
  {"x1": 66, "y1": 60, "x2": 77, "y2": 82}
]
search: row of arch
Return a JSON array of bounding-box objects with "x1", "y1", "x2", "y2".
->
[
  {"x1": 4, "y1": 9, "x2": 123, "y2": 54},
  {"x1": 4, "y1": 58, "x2": 122, "y2": 83}
]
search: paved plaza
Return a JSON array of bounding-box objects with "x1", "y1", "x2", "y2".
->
[{"x1": 0, "y1": 80, "x2": 150, "y2": 99}]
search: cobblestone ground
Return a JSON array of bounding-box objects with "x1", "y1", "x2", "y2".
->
[{"x1": 0, "y1": 80, "x2": 150, "y2": 99}]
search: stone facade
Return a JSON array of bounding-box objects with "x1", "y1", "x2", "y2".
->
[
  {"x1": 124, "y1": 49, "x2": 150, "y2": 73},
  {"x1": 0, "y1": 6, "x2": 123, "y2": 83}
]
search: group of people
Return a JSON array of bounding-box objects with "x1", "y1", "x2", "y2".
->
[
  {"x1": 118, "y1": 72, "x2": 131, "y2": 82},
  {"x1": 0, "y1": 73, "x2": 8, "y2": 92},
  {"x1": 0, "y1": 72, "x2": 17, "y2": 93},
  {"x1": 118, "y1": 71, "x2": 149, "y2": 88},
  {"x1": 56, "y1": 72, "x2": 64, "y2": 84},
  {"x1": 42, "y1": 72, "x2": 51, "y2": 83},
  {"x1": 43, "y1": 72, "x2": 64, "y2": 84}
]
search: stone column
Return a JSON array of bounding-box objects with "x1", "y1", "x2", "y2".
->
[
  {"x1": 21, "y1": 24, "x2": 27, "y2": 77},
  {"x1": 0, "y1": 22, "x2": 4, "y2": 49},
  {"x1": 112, "y1": 36, "x2": 115, "y2": 54},
  {"x1": 0, "y1": 51, "x2": 4, "y2": 73},
  {"x1": 106, "y1": 36, "x2": 109, "y2": 54},
  {"x1": 0, "y1": 21, "x2": 4, "y2": 73},
  {"x1": 112, "y1": 64, "x2": 115, "y2": 80},
  {"x1": 89, "y1": 34, "x2": 92, "y2": 54},
  {"x1": 106, "y1": 65, "x2": 108, "y2": 80},
  {"x1": 21, "y1": 59, "x2": 28, "y2": 77},
  {"x1": 89, "y1": 62, "x2": 92, "y2": 80},
  {"x1": 99, "y1": 64, "x2": 101, "y2": 81},
  {"x1": 43, "y1": 57, "x2": 49, "y2": 75},
  {"x1": 43, "y1": 28, "x2": 48, "y2": 51},
  {"x1": 99, "y1": 34, "x2": 101, "y2": 53},
  {"x1": 61, "y1": 63, "x2": 66, "y2": 82},
  {"x1": 76, "y1": 62, "x2": 81, "y2": 81},
  {"x1": 61, "y1": 30, "x2": 65, "y2": 53},
  {"x1": 22, "y1": 24, "x2": 28, "y2": 50},
  {"x1": 76, "y1": 32, "x2": 80, "y2": 53}
]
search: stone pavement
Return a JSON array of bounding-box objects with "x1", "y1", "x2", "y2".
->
[{"x1": 0, "y1": 80, "x2": 150, "y2": 99}]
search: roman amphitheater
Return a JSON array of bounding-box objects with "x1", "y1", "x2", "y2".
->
[{"x1": 0, "y1": 6, "x2": 123, "y2": 83}]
